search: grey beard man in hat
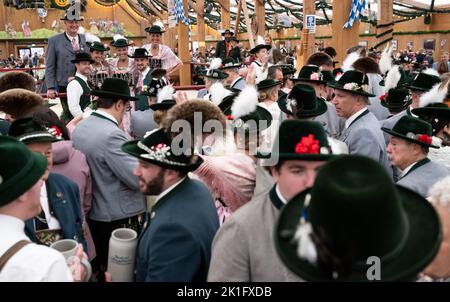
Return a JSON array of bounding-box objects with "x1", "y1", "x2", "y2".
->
[
  {"x1": 72, "y1": 78, "x2": 146, "y2": 281},
  {"x1": 45, "y1": 10, "x2": 90, "y2": 123},
  {"x1": 208, "y1": 120, "x2": 336, "y2": 282},
  {"x1": 330, "y1": 70, "x2": 392, "y2": 176},
  {"x1": 121, "y1": 128, "x2": 219, "y2": 281}
]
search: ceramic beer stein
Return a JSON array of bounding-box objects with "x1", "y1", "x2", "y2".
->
[{"x1": 107, "y1": 228, "x2": 138, "y2": 282}]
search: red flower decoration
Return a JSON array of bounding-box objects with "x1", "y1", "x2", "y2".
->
[
  {"x1": 379, "y1": 93, "x2": 388, "y2": 102},
  {"x1": 50, "y1": 125, "x2": 61, "y2": 137},
  {"x1": 226, "y1": 115, "x2": 234, "y2": 120},
  {"x1": 295, "y1": 134, "x2": 320, "y2": 155},
  {"x1": 418, "y1": 134, "x2": 432, "y2": 145}
]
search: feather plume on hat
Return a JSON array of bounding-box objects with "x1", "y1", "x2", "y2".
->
[
  {"x1": 256, "y1": 35, "x2": 265, "y2": 46},
  {"x1": 157, "y1": 85, "x2": 175, "y2": 103},
  {"x1": 210, "y1": 82, "x2": 232, "y2": 106},
  {"x1": 342, "y1": 51, "x2": 361, "y2": 72},
  {"x1": 384, "y1": 65, "x2": 402, "y2": 92},
  {"x1": 85, "y1": 33, "x2": 101, "y2": 44},
  {"x1": 209, "y1": 58, "x2": 222, "y2": 71},
  {"x1": 423, "y1": 68, "x2": 440, "y2": 78},
  {"x1": 113, "y1": 34, "x2": 126, "y2": 42},
  {"x1": 153, "y1": 20, "x2": 165, "y2": 30},
  {"x1": 379, "y1": 44, "x2": 393, "y2": 75},
  {"x1": 231, "y1": 85, "x2": 258, "y2": 118},
  {"x1": 419, "y1": 80, "x2": 449, "y2": 108},
  {"x1": 0, "y1": 89, "x2": 44, "y2": 118}
]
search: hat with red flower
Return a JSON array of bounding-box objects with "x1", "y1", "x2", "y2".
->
[
  {"x1": 381, "y1": 115, "x2": 439, "y2": 149},
  {"x1": 258, "y1": 120, "x2": 337, "y2": 161},
  {"x1": 8, "y1": 117, "x2": 62, "y2": 144}
]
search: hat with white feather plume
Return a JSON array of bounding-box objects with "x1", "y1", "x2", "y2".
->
[
  {"x1": 209, "y1": 82, "x2": 233, "y2": 106},
  {"x1": 149, "y1": 85, "x2": 176, "y2": 111},
  {"x1": 111, "y1": 34, "x2": 132, "y2": 47},
  {"x1": 379, "y1": 44, "x2": 393, "y2": 76},
  {"x1": 406, "y1": 68, "x2": 441, "y2": 92},
  {"x1": 204, "y1": 58, "x2": 229, "y2": 79}
]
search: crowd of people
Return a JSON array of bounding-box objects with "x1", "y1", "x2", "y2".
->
[{"x1": 1, "y1": 10, "x2": 450, "y2": 283}]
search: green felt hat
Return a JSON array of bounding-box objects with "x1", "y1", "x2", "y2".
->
[
  {"x1": 88, "y1": 41, "x2": 110, "y2": 52},
  {"x1": 71, "y1": 52, "x2": 95, "y2": 64},
  {"x1": 328, "y1": 70, "x2": 376, "y2": 97},
  {"x1": 275, "y1": 155, "x2": 442, "y2": 281},
  {"x1": 250, "y1": 44, "x2": 271, "y2": 55},
  {"x1": 91, "y1": 78, "x2": 139, "y2": 101},
  {"x1": 121, "y1": 128, "x2": 203, "y2": 172},
  {"x1": 110, "y1": 38, "x2": 132, "y2": 48},
  {"x1": 278, "y1": 84, "x2": 327, "y2": 118},
  {"x1": 145, "y1": 25, "x2": 165, "y2": 34},
  {"x1": 203, "y1": 68, "x2": 229, "y2": 80},
  {"x1": 321, "y1": 70, "x2": 336, "y2": 86},
  {"x1": 0, "y1": 136, "x2": 48, "y2": 207},
  {"x1": 128, "y1": 48, "x2": 151, "y2": 59},
  {"x1": 8, "y1": 117, "x2": 61, "y2": 144},
  {"x1": 220, "y1": 58, "x2": 242, "y2": 70},
  {"x1": 258, "y1": 119, "x2": 334, "y2": 161},
  {"x1": 406, "y1": 72, "x2": 441, "y2": 92},
  {"x1": 412, "y1": 103, "x2": 450, "y2": 134},
  {"x1": 381, "y1": 115, "x2": 439, "y2": 148},
  {"x1": 380, "y1": 88, "x2": 412, "y2": 111},
  {"x1": 294, "y1": 65, "x2": 327, "y2": 85}
]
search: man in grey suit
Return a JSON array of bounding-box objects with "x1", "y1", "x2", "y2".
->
[
  {"x1": 72, "y1": 78, "x2": 146, "y2": 279},
  {"x1": 45, "y1": 12, "x2": 89, "y2": 122},
  {"x1": 382, "y1": 116, "x2": 449, "y2": 197},
  {"x1": 329, "y1": 70, "x2": 391, "y2": 175},
  {"x1": 208, "y1": 120, "x2": 336, "y2": 281}
]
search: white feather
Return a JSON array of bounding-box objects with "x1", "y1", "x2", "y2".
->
[
  {"x1": 294, "y1": 222, "x2": 317, "y2": 265},
  {"x1": 423, "y1": 68, "x2": 440, "y2": 78},
  {"x1": 231, "y1": 85, "x2": 258, "y2": 118},
  {"x1": 209, "y1": 58, "x2": 222, "y2": 71},
  {"x1": 85, "y1": 33, "x2": 100, "y2": 44},
  {"x1": 152, "y1": 20, "x2": 165, "y2": 30},
  {"x1": 256, "y1": 35, "x2": 265, "y2": 46},
  {"x1": 384, "y1": 65, "x2": 401, "y2": 92},
  {"x1": 429, "y1": 176, "x2": 450, "y2": 206},
  {"x1": 157, "y1": 85, "x2": 175, "y2": 103},
  {"x1": 342, "y1": 51, "x2": 361, "y2": 72},
  {"x1": 419, "y1": 83, "x2": 447, "y2": 107},
  {"x1": 113, "y1": 34, "x2": 126, "y2": 42},
  {"x1": 77, "y1": 26, "x2": 85, "y2": 34},
  {"x1": 210, "y1": 82, "x2": 232, "y2": 106},
  {"x1": 379, "y1": 44, "x2": 393, "y2": 75}
]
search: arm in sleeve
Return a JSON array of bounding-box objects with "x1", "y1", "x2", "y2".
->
[
  {"x1": 67, "y1": 80, "x2": 84, "y2": 117},
  {"x1": 45, "y1": 38, "x2": 57, "y2": 89},
  {"x1": 144, "y1": 224, "x2": 201, "y2": 282},
  {"x1": 104, "y1": 130, "x2": 141, "y2": 190},
  {"x1": 207, "y1": 216, "x2": 250, "y2": 281},
  {"x1": 348, "y1": 127, "x2": 383, "y2": 162},
  {"x1": 42, "y1": 254, "x2": 74, "y2": 282}
]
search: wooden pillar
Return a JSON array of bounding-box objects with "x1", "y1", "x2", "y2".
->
[
  {"x1": 197, "y1": 0, "x2": 206, "y2": 54},
  {"x1": 374, "y1": 0, "x2": 393, "y2": 50},
  {"x1": 178, "y1": 0, "x2": 191, "y2": 85},
  {"x1": 221, "y1": 0, "x2": 231, "y2": 30},
  {"x1": 331, "y1": 0, "x2": 360, "y2": 68},
  {"x1": 297, "y1": 0, "x2": 316, "y2": 67},
  {"x1": 234, "y1": 0, "x2": 242, "y2": 36},
  {"x1": 0, "y1": 3, "x2": 9, "y2": 57},
  {"x1": 255, "y1": 0, "x2": 265, "y2": 37},
  {"x1": 242, "y1": 0, "x2": 255, "y2": 48}
]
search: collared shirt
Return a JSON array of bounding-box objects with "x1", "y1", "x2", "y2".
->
[
  {"x1": 39, "y1": 184, "x2": 62, "y2": 230},
  {"x1": 94, "y1": 109, "x2": 119, "y2": 125},
  {"x1": 65, "y1": 32, "x2": 79, "y2": 46},
  {"x1": 0, "y1": 214, "x2": 72, "y2": 282},
  {"x1": 230, "y1": 76, "x2": 244, "y2": 89},
  {"x1": 345, "y1": 107, "x2": 368, "y2": 129},
  {"x1": 401, "y1": 161, "x2": 419, "y2": 178},
  {"x1": 407, "y1": 106, "x2": 418, "y2": 118},
  {"x1": 275, "y1": 184, "x2": 288, "y2": 205},
  {"x1": 67, "y1": 72, "x2": 88, "y2": 117},
  {"x1": 154, "y1": 177, "x2": 187, "y2": 205}
]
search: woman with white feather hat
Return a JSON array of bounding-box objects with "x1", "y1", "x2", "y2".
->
[
  {"x1": 196, "y1": 58, "x2": 230, "y2": 100},
  {"x1": 250, "y1": 36, "x2": 272, "y2": 83},
  {"x1": 142, "y1": 21, "x2": 183, "y2": 79}
]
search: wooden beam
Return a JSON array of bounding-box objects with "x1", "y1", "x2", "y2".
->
[
  {"x1": 298, "y1": 0, "x2": 316, "y2": 67},
  {"x1": 242, "y1": 0, "x2": 255, "y2": 48},
  {"x1": 145, "y1": 0, "x2": 165, "y2": 20},
  {"x1": 221, "y1": 0, "x2": 231, "y2": 29},
  {"x1": 234, "y1": 0, "x2": 242, "y2": 35},
  {"x1": 255, "y1": 0, "x2": 265, "y2": 37},
  {"x1": 178, "y1": 0, "x2": 192, "y2": 85},
  {"x1": 375, "y1": 0, "x2": 393, "y2": 50},
  {"x1": 197, "y1": 0, "x2": 206, "y2": 54},
  {"x1": 188, "y1": 0, "x2": 203, "y2": 17},
  {"x1": 331, "y1": 0, "x2": 359, "y2": 68}
]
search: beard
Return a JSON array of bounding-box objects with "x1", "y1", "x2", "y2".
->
[{"x1": 139, "y1": 168, "x2": 165, "y2": 195}]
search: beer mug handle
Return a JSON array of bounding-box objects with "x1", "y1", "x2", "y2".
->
[{"x1": 81, "y1": 258, "x2": 92, "y2": 282}]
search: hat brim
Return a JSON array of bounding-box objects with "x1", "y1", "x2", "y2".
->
[
  {"x1": 91, "y1": 90, "x2": 139, "y2": 101},
  {"x1": 250, "y1": 44, "x2": 271, "y2": 55},
  {"x1": 380, "y1": 101, "x2": 410, "y2": 110},
  {"x1": 221, "y1": 31, "x2": 234, "y2": 36},
  {"x1": 145, "y1": 29, "x2": 165, "y2": 34},
  {"x1": 412, "y1": 107, "x2": 450, "y2": 120},
  {"x1": 220, "y1": 64, "x2": 242, "y2": 70},
  {"x1": 149, "y1": 101, "x2": 176, "y2": 111},
  {"x1": 257, "y1": 80, "x2": 283, "y2": 91},
  {"x1": 17, "y1": 132, "x2": 60, "y2": 144},
  {"x1": 204, "y1": 74, "x2": 229, "y2": 80},
  {"x1": 121, "y1": 140, "x2": 203, "y2": 172},
  {"x1": 274, "y1": 185, "x2": 442, "y2": 281},
  {"x1": 381, "y1": 127, "x2": 439, "y2": 148},
  {"x1": 61, "y1": 17, "x2": 84, "y2": 21},
  {"x1": 128, "y1": 55, "x2": 151, "y2": 59},
  {"x1": 293, "y1": 78, "x2": 327, "y2": 85},
  {"x1": 0, "y1": 151, "x2": 48, "y2": 206},
  {"x1": 111, "y1": 42, "x2": 133, "y2": 48},
  {"x1": 277, "y1": 94, "x2": 328, "y2": 118},
  {"x1": 327, "y1": 83, "x2": 376, "y2": 97},
  {"x1": 405, "y1": 85, "x2": 428, "y2": 92},
  {"x1": 71, "y1": 58, "x2": 95, "y2": 64}
]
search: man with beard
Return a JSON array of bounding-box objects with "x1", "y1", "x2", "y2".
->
[
  {"x1": 215, "y1": 29, "x2": 234, "y2": 62},
  {"x1": 121, "y1": 128, "x2": 219, "y2": 281}
]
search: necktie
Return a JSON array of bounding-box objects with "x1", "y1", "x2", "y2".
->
[
  {"x1": 71, "y1": 37, "x2": 79, "y2": 52},
  {"x1": 137, "y1": 73, "x2": 144, "y2": 91}
]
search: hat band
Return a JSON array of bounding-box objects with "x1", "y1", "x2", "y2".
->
[
  {"x1": 137, "y1": 141, "x2": 189, "y2": 166},
  {"x1": 0, "y1": 154, "x2": 35, "y2": 193},
  {"x1": 17, "y1": 132, "x2": 54, "y2": 142}
]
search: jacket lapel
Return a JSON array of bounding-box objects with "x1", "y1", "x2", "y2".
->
[
  {"x1": 401, "y1": 158, "x2": 431, "y2": 179},
  {"x1": 62, "y1": 33, "x2": 75, "y2": 55}
]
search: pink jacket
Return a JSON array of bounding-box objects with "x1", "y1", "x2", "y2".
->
[{"x1": 51, "y1": 140, "x2": 96, "y2": 260}]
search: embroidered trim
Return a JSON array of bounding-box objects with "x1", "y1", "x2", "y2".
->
[
  {"x1": 137, "y1": 141, "x2": 189, "y2": 166},
  {"x1": 17, "y1": 132, "x2": 54, "y2": 142},
  {"x1": 343, "y1": 82, "x2": 369, "y2": 93}
]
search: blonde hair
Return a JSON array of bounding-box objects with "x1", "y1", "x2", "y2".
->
[{"x1": 258, "y1": 86, "x2": 278, "y2": 102}]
